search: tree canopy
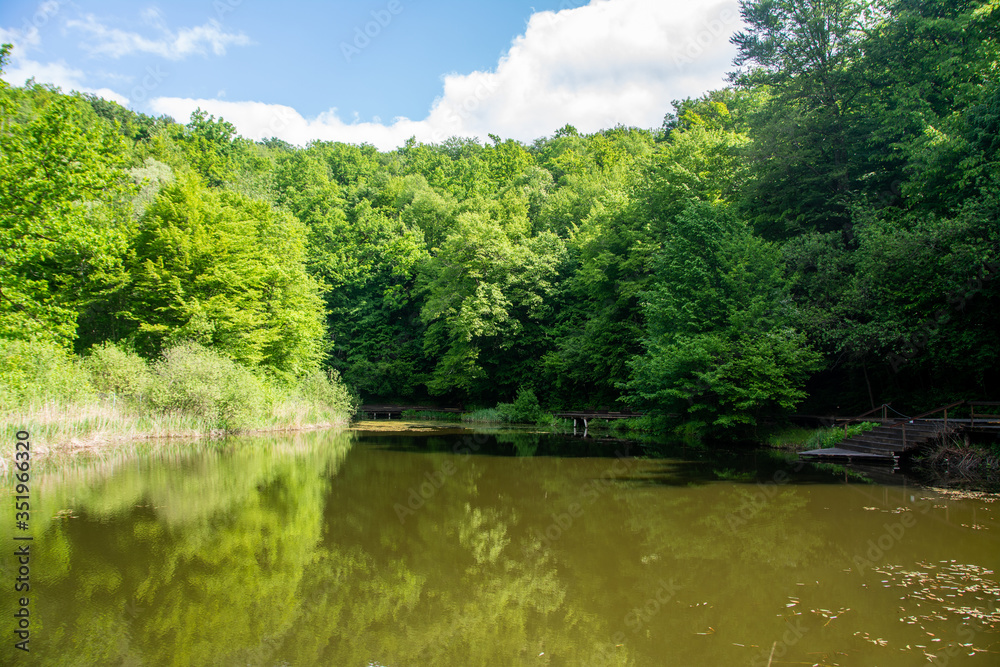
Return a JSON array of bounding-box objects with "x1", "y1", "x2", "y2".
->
[{"x1": 3, "y1": 0, "x2": 998, "y2": 436}]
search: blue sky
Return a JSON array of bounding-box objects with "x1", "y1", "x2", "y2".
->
[{"x1": 0, "y1": 0, "x2": 743, "y2": 148}]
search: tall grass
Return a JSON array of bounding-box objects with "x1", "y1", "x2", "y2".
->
[
  {"x1": 462, "y1": 408, "x2": 507, "y2": 424},
  {"x1": 0, "y1": 339, "x2": 355, "y2": 466},
  {"x1": 765, "y1": 421, "x2": 881, "y2": 451},
  {"x1": 462, "y1": 388, "x2": 547, "y2": 424},
  {"x1": 400, "y1": 410, "x2": 463, "y2": 422}
]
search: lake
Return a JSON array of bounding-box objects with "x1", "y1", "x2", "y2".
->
[{"x1": 2, "y1": 423, "x2": 997, "y2": 666}]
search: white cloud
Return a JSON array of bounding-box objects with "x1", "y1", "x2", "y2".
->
[
  {"x1": 429, "y1": 0, "x2": 742, "y2": 140},
  {"x1": 0, "y1": 1, "x2": 60, "y2": 55},
  {"x1": 66, "y1": 14, "x2": 252, "y2": 60},
  {"x1": 150, "y1": 0, "x2": 740, "y2": 149},
  {"x1": 149, "y1": 97, "x2": 428, "y2": 148},
  {"x1": 0, "y1": 24, "x2": 42, "y2": 55},
  {"x1": 2, "y1": 57, "x2": 129, "y2": 104},
  {"x1": 1, "y1": 3, "x2": 127, "y2": 103}
]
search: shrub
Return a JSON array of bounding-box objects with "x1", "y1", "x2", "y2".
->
[
  {"x1": 149, "y1": 343, "x2": 266, "y2": 431},
  {"x1": 461, "y1": 389, "x2": 548, "y2": 424},
  {"x1": 83, "y1": 342, "x2": 152, "y2": 400},
  {"x1": 400, "y1": 410, "x2": 462, "y2": 422},
  {"x1": 293, "y1": 369, "x2": 357, "y2": 417},
  {"x1": 0, "y1": 338, "x2": 93, "y2": 409},
  {"x1": 509, "y1": 387, "x2": 544, "y2": 423}
]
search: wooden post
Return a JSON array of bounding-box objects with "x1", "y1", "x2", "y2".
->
[
  {"x1": 902, "y1": 423, "x2": 907, "y2": 448},
  {"x1": 944, "y1": 408, "x2": 948, "y2": 431}
]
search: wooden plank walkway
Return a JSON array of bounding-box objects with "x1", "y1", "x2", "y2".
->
[
  {"x1": 358, "y1": 406, "x2": 644, "y2": 423},
  {"x1": 800, "y1": 419, "x2": 955, "y2": 464},
  {"x1": 799, "y1": 447, "x2": 898, "y2": 464},
  {"x1": 800, "y1": 400, "x2": 1000, "y2": 465},
  {"x1": 553, "y1": 411, "x2": 641, "y2": 422},
  {"x1": 358, "y1": 405, "x2": 462, "y2": 419}
]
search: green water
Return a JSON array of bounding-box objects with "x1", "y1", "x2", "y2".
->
[{"x1": 2, "y1": 424, "x2": 997, "y2": 666}]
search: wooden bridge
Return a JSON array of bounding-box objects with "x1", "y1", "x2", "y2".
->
[
  {"x1": 358, "y1": 405, "x2": 462, "y2": 419},
  {"x1": 554, "y1": 411, "x2": 643, "y2": 436},
  {"x1": 800, "y1": 401, "x2": 1000, "y2": 465},
  {"x1": 357, "y1": 405, "x2": 642, "y2": 431}
]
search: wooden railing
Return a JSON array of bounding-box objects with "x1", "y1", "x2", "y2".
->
[
  {"x1": 884, "y1": 400, "x2": 965, "y2": 447},
  {"x1": 849, "y1": 403, "x2": 892, "y2": 423},
  {"x1": 835, "y1": 403, "x2": 893, "y2": 440},
  {"x1": 970, "y1": 401, "x2": 1000, "y2": 428}
]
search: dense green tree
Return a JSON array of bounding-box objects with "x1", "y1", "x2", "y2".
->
[
  {"x1": 4, "y1": 0, "x2": 999, "y2": 428},
  {"x1": 626, "y1": 203, "x2": 823, "y2": 433},
  {"x1": 731, "y1": 0, "x2": 880, "y2": 238},
  {"x1": 0, "y1": 78, "x2": 134, "y2": 347},
  {"x1": 859, "y1": 0, "x2": 1000, "y2": 214},
  {"x1": 419, "y1": 212, "x2": 566, "y2": 397},
  {"x1": 120, "y1": 175, "x2": 326, "y2": 377}
]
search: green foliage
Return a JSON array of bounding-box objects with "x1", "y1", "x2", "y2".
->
[
  {"x1": 764, "y1": 425, "x2": 818, "y2": 449},
  {"x1": 807, "y1": 422, "x2": 879, "y2": 450},
  {"x1": 0, "y1": 338, "x2": 93, "y2": 409},
  {"x1": 128, "y1": 157, "x2": 175, "y2": 219},
  {"x1": 461, "y1": 407, "x2": 507, "y2": 424},
  {"x1": 0, "y1": 86, "x2": 134, "y2": 346},
  {"x1": 496, "y1": 387, "x2": 545, "y2": 424},
  {"x1": 419, "y1": 211, "x2": 566, "y2": 397},
  {"x1": 83, "y1": 342, "x2": 152, "y2": 400},
  {"x1": 3, "y1": 4, "x2": 998, "y2": 440},
  {"x1": 626, "y1": 203, "x2": 823, "y2": 434},
  {"x1": 147, "y1": 343, "x2": 266, "y2": 431},
  {"x1": 175, "y1": 108, "x2": 240, "y2": 186},
  {"x1": 399, "y1": 410, "x2": 463, "y2": 422},
  {"x1": 462, "y1": 388, "x2": 546, "y2": 424},
  {"x1": 291, "y1": 369, "x2": 357, "y2": 419},
  {"x1": 122, "y1": 174, "x2": 326, "y2": 376}
]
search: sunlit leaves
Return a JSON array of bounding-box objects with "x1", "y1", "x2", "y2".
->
[
  {"x1": 123, "y1": 175, "x2": 326, "y2": 376},
  {"x1": 0, "y1": 87, "x2": 133, "y2": 346}
]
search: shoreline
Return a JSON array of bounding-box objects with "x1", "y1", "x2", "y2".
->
[{"x1": 0, "y1": 420, "x2": 351, "y2": 473}]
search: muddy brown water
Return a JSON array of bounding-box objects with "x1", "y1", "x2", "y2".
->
[{"x1": 2, "y1": 424, "x2": 997, "y2": 665}]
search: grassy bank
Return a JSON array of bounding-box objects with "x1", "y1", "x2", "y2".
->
[
  {"x1": 1, "y1": 339, "x2": 356, "y2": 467},
  {"x1": 764, "y1": 422, "x2": 880, "y2": 451}
]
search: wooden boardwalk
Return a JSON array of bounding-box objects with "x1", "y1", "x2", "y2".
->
[
  {"x1": 553, "y1": 411, "x2": 641, "y2": 424},
  {"x1": 800, "y1": 419, "x2": 957, "y2": 464},
  {"x1": 553, "y1": 411, "x2": 643, "y2": 436},
  {"x1": 358, "y1": 405, "x2": 462, "y2": 419},
  {"x1": 357, "y1": 406, "x2": 642, "y2": 430},
  {"x1": 800, "y1": 401, "x2": 1000, "y2": 465}
]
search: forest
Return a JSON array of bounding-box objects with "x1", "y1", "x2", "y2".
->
[{"x1": 1, "y1": 0, "x2": 998, "y2": 439}]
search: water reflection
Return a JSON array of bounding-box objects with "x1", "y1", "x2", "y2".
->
[{"x1": 1, "y1": 426, "x2": 996, "y2": 666}]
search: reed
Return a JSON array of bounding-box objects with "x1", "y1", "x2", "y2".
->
[{"x1": 0, "y1": 340, "x2": 355, "y2": 470}]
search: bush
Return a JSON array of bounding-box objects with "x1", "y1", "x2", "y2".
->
[
  {"x1": 83, "y1": 342, "x2": 152, "y2": 400},
  {"x1": 0, "y1": 338, "x2": 93, "y2": 409},
  {"x1": 510, "y1": 388, "x2": 544, "y2": 423},
  {"x1": 462, "y1": 388, "x2": 547, "y2": 424},
  {"x1": 490, "y1": 387, "x2": 543, "y2": 424},
  {"x1": 149, "y1": 343, "x2": 266, "y2": 430},
  {"x1": 293, "y1": 369, "x2": 357, "y2": 417}
]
